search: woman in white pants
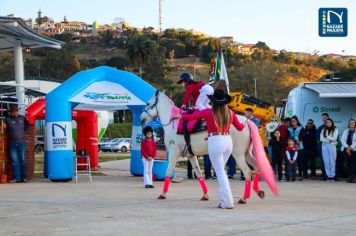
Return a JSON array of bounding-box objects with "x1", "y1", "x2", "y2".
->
[
  {"x1": 178, "y1": 89, "x2": 245, "y2": 208},
  {"x1": 320, "y1": 118, "x2": 339, "y2": 181}
]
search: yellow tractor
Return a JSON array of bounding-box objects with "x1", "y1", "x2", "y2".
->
[{"x1": 228, "y1": 92, "x2": 282, "y2": 147}]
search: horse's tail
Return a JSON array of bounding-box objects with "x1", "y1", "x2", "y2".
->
[{"x1": 247, "y1": 120, "x2": 279, "y2": 196}]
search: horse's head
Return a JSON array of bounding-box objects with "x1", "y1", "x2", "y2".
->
[{"x1": 140, "y1": 90, "x2": 160, "y2": 125}]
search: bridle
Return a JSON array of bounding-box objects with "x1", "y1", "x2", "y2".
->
[
  {"x1": 143, "y1": 93, "x2": 159, "y2": 120},
  {"x1": 143, "y1": 92, "x2": 178, "y2": 127}
]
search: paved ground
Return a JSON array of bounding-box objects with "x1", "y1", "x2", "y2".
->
[{"x1": 1, "y1": 160, "x2": 356, "y2": 236}]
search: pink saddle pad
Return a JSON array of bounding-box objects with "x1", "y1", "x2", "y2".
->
[{"x1": 177, "y1": 110, "x2": 200, "y2": 134}]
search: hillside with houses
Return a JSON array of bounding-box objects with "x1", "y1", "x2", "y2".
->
[{"x1": 1, "y1": 11, "x2": 355, "y2": 104}]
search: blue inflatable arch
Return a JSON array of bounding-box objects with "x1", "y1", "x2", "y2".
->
[{"x1": 45, "y1": 66, "x2": 156, "y2": 181}]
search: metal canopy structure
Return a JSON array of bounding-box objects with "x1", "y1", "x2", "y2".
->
[
  {"x1": 0, "y1": 83, "x2": 46, "y2": 97},
  {"x1": 0, "y1": 17, "x2": 64, "y2": 114},
  {"x1": 0, "y1": 17, "x2": 64, "y2": 52},
  {"x1": 303, "y1": 82, "x2": 356, "y2": 98}
]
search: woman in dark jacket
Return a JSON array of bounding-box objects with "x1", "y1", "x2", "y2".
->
[
  {"x1": 288, "y1": 116, "x2": 306, "y2": 180},
  {"x1": 269, "y1": 130, "x2": 285, "y2": 181},
  {"x1": 302, "y1": 119, "x2": 318, "y2": 178}
]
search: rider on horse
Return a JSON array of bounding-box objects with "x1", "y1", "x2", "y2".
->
[{"x1": 176, "y1": 72, "x2": 214, "y2": 111}]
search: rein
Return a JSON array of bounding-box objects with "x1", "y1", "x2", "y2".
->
[{"x1": 143, "y1": 93, "x2": 178, "y2": 127}]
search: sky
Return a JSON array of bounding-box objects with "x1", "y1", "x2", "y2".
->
[{"x1": 0, "y1": 0, "x2": 355, "y2": 55}]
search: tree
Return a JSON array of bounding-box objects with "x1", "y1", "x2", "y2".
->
[
  {"x1": 253, "y1": 41, "x2": 270, "y2": 51},
  {"x1": 0, "y1": 54, "x2": 14, "y2": 80},
  {"x1": 276, "y1": 50, "x2": 295, "y2": 64},
  {"x1": 41, "y1": 50, "x2": 80, "y2": 81},
  {"x1": 99, "y1": 30, "x2": 114, "y2": 46},
  {"x1": 326, "y1": 58, "x2": 349, "y2": 72},
  {"x1": 24, "y1": 59, "x2": 42, "y2": 77},
  {"x1": 199, "y1": 37, "x2": 221, "y2": 63},
  {"x1": 105, "y1": 56, "x2": 129, "y2": 69},
  {"x1": 159, "y1": 38, "x2": 186, "y2": 58},
  {"x1": 53, "y1": 32, "x2": 72, "y2": 43},
  {"x1": 126, "y1": 34, "x2": 157, "y2": 76}
]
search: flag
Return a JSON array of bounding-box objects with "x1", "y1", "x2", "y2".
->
[
  {"x1": 219, "y1": 52, "x2": 230, "y2": 93},
  {"x1": 209, "y1": 52, "x2": 230, "y2": 93}
]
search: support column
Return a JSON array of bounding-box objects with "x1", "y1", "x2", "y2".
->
[
  {"x1": 14, "y1": 40, "x2": 25, "y2": 115},
  {"x1": 129, "y1": 106, "x2": 144, "y2": 176}
]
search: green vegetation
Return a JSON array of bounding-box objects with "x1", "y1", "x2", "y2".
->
[
  {"x1": 0, "y1": 27, "x2": 355, "y2": 104},
  {"x1": 105, "y1": 123, "x2": 132, "y2": 139},
  {"x1": 34, "y1": 153, "x2": 130, "y2": 175}
]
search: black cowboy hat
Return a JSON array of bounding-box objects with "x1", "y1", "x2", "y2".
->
[{"x1": 207, "y1": 89, "x2": 231, "y2": 105}]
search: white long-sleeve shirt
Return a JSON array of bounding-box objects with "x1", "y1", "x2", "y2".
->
[
  {"x1": 320, "y1": 128, "x2": 339, "y2": 145},
  {"x1": 340, "y1": 128, "x2": 356, "y2": 151},
  {"x1": 195, "y1": 84, "x2": 214, "y2": 111}
]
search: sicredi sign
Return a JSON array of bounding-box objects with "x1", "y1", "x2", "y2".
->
[
  {"x1": 70, "y1": 81, "x2": 145, "y2": 107},
  {"x1": 312, "y1": 106, "x2": 341, "y2": 113},
  {"x1": 46, "y1": 121, "x2": 73, "y2": 151},
  {"x1": 319, "y1": 8, "x2": 348, "y2": 37}
]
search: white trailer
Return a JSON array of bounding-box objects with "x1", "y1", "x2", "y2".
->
[{"x1": 285, "y1": 82, "x2": 356, "y2": 133}]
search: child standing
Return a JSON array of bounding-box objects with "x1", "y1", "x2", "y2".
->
[
  {"x1": 141, "y1": 126, "x2": 156, "y2": 188},
  {"x1": 269, "y1": 130, "x2": 285, "y2": 181},
  {"x1": 285, "y1": 137, "x2": 298, "y2": 182}
]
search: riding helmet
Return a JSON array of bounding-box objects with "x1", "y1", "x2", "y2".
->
[{"x1": 176, "y1": 72, "x2": 193, "y2": 84}]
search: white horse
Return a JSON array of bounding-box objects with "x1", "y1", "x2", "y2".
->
[{"x1": 140, "y1": 90, "x2": 278, "y2": 203}]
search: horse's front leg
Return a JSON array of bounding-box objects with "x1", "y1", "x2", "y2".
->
[
  {"x1": 189, "y1": 156, "x2": 209, "y2": 201},
  {"x1": 158, "y1": 150, "x2": 180, "y2": 200}
]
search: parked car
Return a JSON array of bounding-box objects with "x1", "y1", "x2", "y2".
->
[
  {"x1": 101, "y1": 138, "x2": 131, "y2": 152},
  {"x1": 98, "y1": 137, "x2": 110, "y2": 151},
  {"x1": 112, "y1": 138, "x2": 131, "y2": 152},
  {"x1": 35, "y1": 135, "x2": 45, "y2": 153}
]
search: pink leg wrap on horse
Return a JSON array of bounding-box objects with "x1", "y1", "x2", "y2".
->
[
  {"x1": 198, "y1": 177, "x2": 208, "y2": 193},
  {"x1": 244, "y1": 180, "x2": 251, "y2": 199},
  {"x1": 253, "y1": 174, "x2": 260, "y2": 192},
  {"x1": 163, "y1": 176, "x2": 171, "y2": 193}
]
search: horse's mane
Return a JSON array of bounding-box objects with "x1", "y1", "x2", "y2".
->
[
  {"x1": 160, "y1": 93, "x2": 180, "y2": 129},
  {"x1": 161, "y1": 93, "x2": 180, "y2": 117}
]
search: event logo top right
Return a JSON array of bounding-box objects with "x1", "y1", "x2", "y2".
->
[{"x1": 319, "y1": 8, "x2": 348, "y2": 37}]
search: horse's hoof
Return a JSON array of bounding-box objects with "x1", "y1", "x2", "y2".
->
[
  {"x1": 257, "y1": 190, "x2": 265, "y2": 199},
  {"x1": 200, "y1": 195, "x2": 209, "y2": 201},
  {"x1": 171, "y1": 177, "x2": 183, "y2": 183},
  {"x1": 157, "y1": 194, "x2": 166, "y2": 200},
  {"x1": 238, "y1": 198, "x2": 247, "y2": 204}
]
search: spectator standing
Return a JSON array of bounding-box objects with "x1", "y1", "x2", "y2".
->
[
  {"x1": 317, "y1": 113, "x2": 329, "y2": 180},
  {"x1": 204, "y1": 155, "x2": 216, "y2": 179},
  {"x1": 278, "y1": 117, "x2": 291, "y2": 145},
  {"x1": 226, "y1": 155, "x2": 236, "y2": 179},
  {"x1": 285, "y1": 137, "x2": 298, "y2": 182},
  {"x1": 340, "y1": 119, "x2": 356, "y2": 183},
  {"x1": 4, "y1": 105, "x2": 29, "y2": 183},
  {"x1": 288, "y1": 116, "x2": 306, "y2": 180},
  {"x1": 269, "y1": 130, "x2": 285, "y2": 181},
  {"x1": 320, "y1": 118, "x2": 339, "y2": 181},
  {"x1": 244, "y1": 108, "x2": 260, "y2": 127},
  {"x1": 303, "y1": 119, "x2": 318, "y2": 178},
  {"x1": 141, "y1": 126, "x2": 156, "y2": 188},
  {"x1": 187, "y1": 160, "x2": 195, "y2": 179}
]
